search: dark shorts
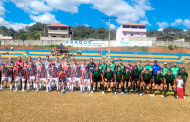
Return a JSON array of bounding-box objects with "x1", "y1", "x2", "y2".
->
[
  {"x1": 59, "y1": 77, "x2": 65, "y2": 83},
  {"x1": 125, "y1": 79, "x2": 130, "y2": 83},
  {"x1": 116, "y1": 79, "x2": 122, "y2": 83},
  {"x1": 144, "y1": 80, "x2": 150, "y2": 85},
  {"x1": 105, "y1": 79, "x2": 112, "y2": 82},
  {"x1": 93, "y1": 77, "x2": 102, "y2": 82},
  {"x1": 167, "y1": 82, "x2": 174, "y2": 86},
  {"x1": 155, "y1": 81, "x2": 162, "y2": 86},
  {"x1": 133, "y1": 78, "x2": 139, "y2": 82}
]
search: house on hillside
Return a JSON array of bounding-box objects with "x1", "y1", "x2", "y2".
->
[
  {"x1": 156, "y1": 36, "x2": 177, "y2": 41},
  {"x1": 40, "y1": 24, "x2": 73, "y2": 40},
  {"x1": 0, "y1": 34, "x2": 13, "y2": 40},
  {"x1": 116, "y1": 23, "x2": 147, "y2": 41}
]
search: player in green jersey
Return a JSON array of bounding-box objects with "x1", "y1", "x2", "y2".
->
[
  {"x1": 163, "y1": 70, "x2": 176, "y2": 98},
  {"x1": 114, "y1": 66, "x2": 124, "y2": 95},
  {"x1": 137, "y1": 60, "x2": 143, "y2": 73},
  {"x1": 100, "y1": 58, "x2": 107, "y2": 72},
  {"x1": 140, "y1": 69, "x2": 152, "y2": 96},
  {"x1": 116, "y1": 59, "x2": 125, "y2": 72},
  {"x1": 108, "y1": 58, "x2": 117, "y2": 72},
  {"x1": 131, "y1": 65, "x2": 141, "y2": 94},
  {"x1": 144, "y1": 60, "x2": 153, "y2": 73},
  {"x1": 152, "y1": 69, "x2": 163, "y2": 97},
  {"x1": 123, "y1": 68, "x2": 132, "y2": 94},
  {"x1": 169, "y1": 62, "x2": 181, "y2": 78},
  {"x1": 90, "y1": 66, "x2": 104, "y2": 94},
  {"x1": 161, "y1": 62, "x2": 169, "y2": 76},
  {"x1": 103, "y1": 67, "x2": 114, "y2": 94},
  {"x1": 178, "y1": 68, "x2": 188, "y2": 99}
]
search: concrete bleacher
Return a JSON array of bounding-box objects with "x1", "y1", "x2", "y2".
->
[{"x1": 0, "y1": 49, "x2": 190, "y2": 63}]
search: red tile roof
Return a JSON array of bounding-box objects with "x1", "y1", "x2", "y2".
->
[
  {"x1": 46, "y1": 24, "x2": 69, "y2": 27},
  {"x1": 122, "y1": 23, "x2": 146, "y2": 26}
]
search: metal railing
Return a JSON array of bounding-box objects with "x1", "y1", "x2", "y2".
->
[{"x1": 48, "y1": 30, "x2": 68, "y2": 33}]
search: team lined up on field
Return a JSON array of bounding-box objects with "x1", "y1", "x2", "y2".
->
[{"x1": 0, "y1": 56, "x2": 188, "y2": 99}]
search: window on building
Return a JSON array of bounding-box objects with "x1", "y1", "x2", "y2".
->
[
  {"x1": 131, "y1": 26, "x2": 137, "y2": 28},
  {"x1": 124, "y1": 33, "x2": 127, "y2": 36},
  {"x1": 137, "y1": 33, "x2": 139, "y2": 35},
  {"x1": 61, "y1": 27, "x2": 67, "y2": 30},
  {"x1": 130, "y1": 33, "x2": 134, "y2": 36},
  {"x1": 141, "y1": 33, "x2": 143, "y2": 36},
  {"x1": 139, "y1": 26, "x2": 146, "y2": 29},
  {"x1": 61, "y1": 36, "x2": 65, "y2": 38},
  {"x1": 52, "y1": 36, "x2": 56, "y2": 37},
  {"x1": 123, "y1": 25, "x2": 130, "y2": 28}
]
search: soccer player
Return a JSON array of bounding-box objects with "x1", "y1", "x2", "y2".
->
[
  {"x1": 141, "y1": 69, "x2": 152, "y2": 96},
  {"x1": 87, "y1": 58, "x2": 96, "y2": 73},
  {"x1": 35, "y1": 57, "x2": 43, "y2": 69},
  {"x1": 26, "y1": 62, "x2": 37, "y2": 92},
  {"x1": 144, "y1": 60, "x2": 153, "y2": 72},
  {"x1": 99, "y1": 58, "x2": 107, "y2": 72},
  {"x1": 5, "y1": 57, "x2": 14, "y2": 89},
  {"x1": 176, "y1": 74, "x2": 184, "y2": 99},
  {"x1": 24, "y1": 56, "x2": 33, "y2": 88},
  {"x1": 64, "y1": 64, "x2": 73, "y2": 91},
  {"x1": 108, "y1": 58, "x2": 116, "y2": 72},
  {"x1": 162, "y1": 62, "x2": 169, "y2": 76},
  {"x1": 178, "y1": 68, "x2": 188, "y2": 99},
  {"x1": 125, "y1": 60, "x2": 134, "y2": 71},
  {"x1": 117, "y1": 59, "x2": 125, "y2": 72},
  {"x1": 79, "y1": 60, "x2": 86, "y2": 73},
  {"x1": 90, "y1": 66, "x2": 104, "y2": 94},
  {"x1": 43, "y1": 56, "x2": 52, "y2": 89},
  {"x1": 0, "y1": 64, "x2": 12, "y2": 91},
  {"x1": 163, "y1": 70, "x2": 175, "y2": 98},
  {"x1": 58, "y1": 69, "x2": 66, "y2": 93},
  {"x1": 62, "y1": 57, "x2": 70, "y2": 70},
  {"x1": 54, "y1": 57, "x2": 62, "y2": 70},
  {"x1": 49, "y1": 63, "x2": 59, "y2": 91},
  {"x1": 123, "y1": 68, "x2": 132, "y2": 94},
  {"x1": 13, "y1": 65, "x2": 26, "y2": 91},
  {"x1": 71, "y1": 59, "x2": 78, "y2": 70},
  {"x1": 169, "y1": 62, "x2": 180, "y2": 78},
  {"x1": 115, "y1": 66, "x2": 124, "y2": 95},
  {"x1": 152, "y1": 69, "x2": 163, "y2": 97},
  {"x1": 103, "y1": 67, "x2": 114, "y2": 94},
  {"x1": 152, "y1": 60, "x2": 161, "y2": 75},
  {"x1": 82, "y1": 67, "x2": 91, "y2": 92},
  {"x1": 131, "y1": 65, "x2": 141, "y2": 94},
  {"x1": 15, "y1": 56, "x2": 24, "y2": 89},
  {"x1": 71, "y1": 64, "x2": 82, "y2": 92},
  {"x1": 37, "y1": 63, "x2": 48, "y2": 92},
  {"x1": 137, "y1": 60, "x2": 143, "y2": 73}
]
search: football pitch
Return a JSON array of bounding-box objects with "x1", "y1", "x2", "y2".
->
[{"x1": 0, "y1": 72, "x2": 190, "y2": 122}]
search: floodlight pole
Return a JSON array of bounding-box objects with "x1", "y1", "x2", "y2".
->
[{"x1": 108, "y1": 18, "x2": 110, "y2": 63}]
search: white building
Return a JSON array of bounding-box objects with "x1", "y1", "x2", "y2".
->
[
  {"x1": 116, "y1": 23, "x2": 147, "y2": 41},
  {"x1": 0, "y1": 34, "x2": 13, "y2": 40}
]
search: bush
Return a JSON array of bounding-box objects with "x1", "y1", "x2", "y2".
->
[
  {"x1": 168, "y1": 45, "x2": 174, "y2": 50},
  {"x1": 139, "y1": 46, "x2": 148, "y2": 52}
]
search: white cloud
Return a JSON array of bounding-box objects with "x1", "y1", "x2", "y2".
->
[
  {"x1": 158, "y1": 28, "x2": 163, "y2": 31},
  {"x1": 83, "y1": 24, "x2": 90, "y2": 27},
  {"x1": 183, "y1": 19, "x2": 190, "y2": 29},
  {"x1": 30, "y1": 12, "x2": 59, "y2": 24},
  {"x1": 170, "y1": 18, "x2": 183, "y2": 26},
  {"x1": 0, "y1": 17, "x2": 35, "y2": 30},
  {"x1": 184, "y1": 29, "x2": 187, "y2": 32},
  {"x1": 156, "y1": 22, "x2": 168, "y2": 28},
  {"x1": 105, "y1": 22, "x2": 116, "y2": 30},
  {"x1": 140, "y1": 20, "x2": 151, "y2": 25}
]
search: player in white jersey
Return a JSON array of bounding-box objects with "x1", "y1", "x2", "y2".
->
[
  {"x1": 54, "y1": 57, "x2": 62, "y2": 70},
  {"x1": 37, "y1": 63, "x2": 48, "y2": 92},
  {"x1": 49, "y1": 63, "x2": 59, "y2": 91},
  {"x1": 44, "y1": 56, "x2": 52, "y2": 89},
  {"x1": 82, "y1": 67, "x2": 91, "y2": 92},
  {"x1": 62, "y1": 57, "x2": 70, "y2": 70},
  {"x1": 71, "y1": 64, "x2": 82, "y2": 92},
  {"x1": 0, "y1": 64, "x2": 12, "y2": 91},
  {"x1": 80, "y1": 60, "x2": 86, "y2": 73},
  {"x1": 64, "y1": 64, "x2": 73, "y2": 91},
  {"x1": 35, "y1": 57, "x2": 43, "y2": 69}
]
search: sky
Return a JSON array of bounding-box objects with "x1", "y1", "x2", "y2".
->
[{"x1": 0, "y1": 0, "x2": 190, "y2": 31}]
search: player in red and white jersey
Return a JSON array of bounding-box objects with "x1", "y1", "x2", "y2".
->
[
  {"x1": 82, "y1": 67, "x2": 91, "y2": 92},
  {"x1": 64, "y1": 64, "x2": 73, "y2": 91},
  {"x1": 35, "y1": 57, "x2": 43, "y2": 69},
  {"x1": 13, "y1": 65, "x2": 26, "y2": 91},
  {"x1": 44, "y1": 56, "x2": 52, "y2": 81},
  {"x1": 71, "y1": 59, "x2": 78, "y2": 70},
  {"x1": 80, "y1": 60, "x2": 86, "y2": 73},
  {"x1": 49, "y1": 63, "x2": 59, "y2": 91},
  {"x1": 54, "y1": 57, "x2": 62, "y2": 70},
  {"x1": 71, "y1": 64, "x2": 82, "y2": 92},
  {"x1": 37, "y1": 63, "x2": 48, "y2": 92},
  {"x1": 62, "y1": 57, "x2": 70, "y2": 70},
  {"x1": 26, "y1": 62, "x2": 37, "y2": 92},
  {"x1": 0, "y1": 64, "x2": 12, "y2": 91}
]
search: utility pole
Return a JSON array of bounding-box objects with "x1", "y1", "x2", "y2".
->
[{"x1": 102, "y1": 17, "x2": 117, "y2": 63}]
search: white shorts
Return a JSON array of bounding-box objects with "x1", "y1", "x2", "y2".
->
[
  {"x1": 29, "y1": 76, "x2": 36, "y2": 82},
  {"x1": 73, "y1": 77, "x2": 81, "y2": 83},
  {"x1": 84, "y1": 79, "x2": 90, "y2": 84},
  {"x1": 39, "y1": 78, "x2": 47, "y2": 82},
  {"x1": 66, "y1": 77, "x2": 72, "y2": 82},
  {"x1": 15, "y1": 76, "x2": 25, "y2": 82},
  {"x1": 2, "y1": 77, "x2": 12, "y2": 82},
  {"x1": 50, "y1": 78, "x2": 58, "y2": 82},
  {"x1": 47, "y1": 71, "x2": 50, "y2": 79}
]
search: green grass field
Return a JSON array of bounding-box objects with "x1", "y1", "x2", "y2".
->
[{"x1": 1, "y1": 72, "x2": 190, "y2": 122}]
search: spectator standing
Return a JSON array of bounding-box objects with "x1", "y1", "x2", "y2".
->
[{"x1": 11, "y1": 47, "x2": 13, "y2": 51}]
